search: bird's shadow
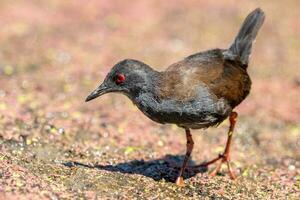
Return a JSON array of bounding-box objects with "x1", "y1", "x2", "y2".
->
[{"x1": 63, "y1": 154, "x2": 208, "y2": 182}]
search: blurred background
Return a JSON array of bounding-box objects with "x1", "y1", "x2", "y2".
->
[{"x1": 0, "y1": 0, "x2": 299, "y2": 199}]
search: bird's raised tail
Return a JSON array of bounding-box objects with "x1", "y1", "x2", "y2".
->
[{"x1": 224, "y1": 8, "x2": 265, "y2": 67}]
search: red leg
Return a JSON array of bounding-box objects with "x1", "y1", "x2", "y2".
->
[
  {"x1": 175, "y1": 128, "x2": 194, "y2": 186},
  {"x1": 204, "y1": 112, "x2": 238, "y2": 179}
]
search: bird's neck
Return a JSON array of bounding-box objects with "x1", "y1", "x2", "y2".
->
[{"x1": 127, "y1": 69, "x2": 162, "y2": 104}]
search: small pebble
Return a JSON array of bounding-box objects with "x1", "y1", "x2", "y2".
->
[
  {"x1": 58, "y1": 128, "x2": 65, "y2": 134},
  {"x1": 0, "y1": 90, "x2": 6, "y2": 98},
  {"x1": 288, "y1": 165, "x2": 295, "y2": 171},
  {"x1": 158, "y1": 140, "x2": 164, "y2": 146}
]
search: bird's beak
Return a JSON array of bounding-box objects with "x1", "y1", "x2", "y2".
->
[{"x1": 85, "y1": 83, "x2": 110, "y2": 102}]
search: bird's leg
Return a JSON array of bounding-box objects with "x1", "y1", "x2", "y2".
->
[
  {"x1": 175, "y1": 128, "x2": 194, "y2": 186},
  {"x1": 201, "y1": 112, "x2": 238, "y2": 179}
]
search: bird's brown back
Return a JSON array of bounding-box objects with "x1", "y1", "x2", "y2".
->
[{"x1": 158, "y1": 49, "x2": 251, "y2": 108}]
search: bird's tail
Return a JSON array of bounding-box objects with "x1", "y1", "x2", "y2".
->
[{"x1": 224, "y1": 8, "x2": 265, "y2": 67}]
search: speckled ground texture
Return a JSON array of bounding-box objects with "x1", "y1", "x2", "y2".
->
[{"x1": 0, "y1": 0, "x2": 299, "y2": 199}]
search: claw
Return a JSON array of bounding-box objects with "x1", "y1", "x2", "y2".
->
[
  {"x1": 209, "y1": 156, "x2": 236, "y2": 179},
  {"x1": 175, "y1": 177, "x2": 185, "y2": 187}
]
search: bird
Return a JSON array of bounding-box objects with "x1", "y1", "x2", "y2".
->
[{"x1": 86, "y1": 8, "x2": 265, "y2": 186}]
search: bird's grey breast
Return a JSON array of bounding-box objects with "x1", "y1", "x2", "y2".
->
[{"x1": 132, "y1": 86, "x2": 231, "y2": 128}]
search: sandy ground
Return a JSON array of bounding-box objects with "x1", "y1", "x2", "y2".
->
[{"x1": 0, "y1": 0, "x2": 299, "y2": 199}]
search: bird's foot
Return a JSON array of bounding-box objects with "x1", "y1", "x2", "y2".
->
[
  {"x1": 175, "y1": 176, "x2": 185, "y2": 187},
  {"x1": 208, "y1": 154, "x2": 236, "y2": 179}
]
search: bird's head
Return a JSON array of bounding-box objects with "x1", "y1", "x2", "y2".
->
[{"x1": 85, "y1": 59, "x2": 157, "y2": 102}]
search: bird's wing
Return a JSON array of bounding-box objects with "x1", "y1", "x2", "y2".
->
[
  {"x1": 159, "y1": 53, "x2": 224, "y2": 101},
  {"x1": 159, "y1": 49, "x2": 251, "y2": 107}
]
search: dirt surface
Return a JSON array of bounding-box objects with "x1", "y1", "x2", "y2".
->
[{"x1": 0, "y1": 0, "x2": 299, "y2": 199}]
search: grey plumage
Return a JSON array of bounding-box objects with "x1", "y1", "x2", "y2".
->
[{"x1": 224, "y1": 8, "x2": 265, "y2": 66}]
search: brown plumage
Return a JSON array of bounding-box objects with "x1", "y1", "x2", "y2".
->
[{"x1": 159, "y1": 49, "x2": 251, "y2": 108}]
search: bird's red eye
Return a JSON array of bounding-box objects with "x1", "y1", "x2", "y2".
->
[{"x1": 115, "y1": 74, "x2": 125, "y2": 84}]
